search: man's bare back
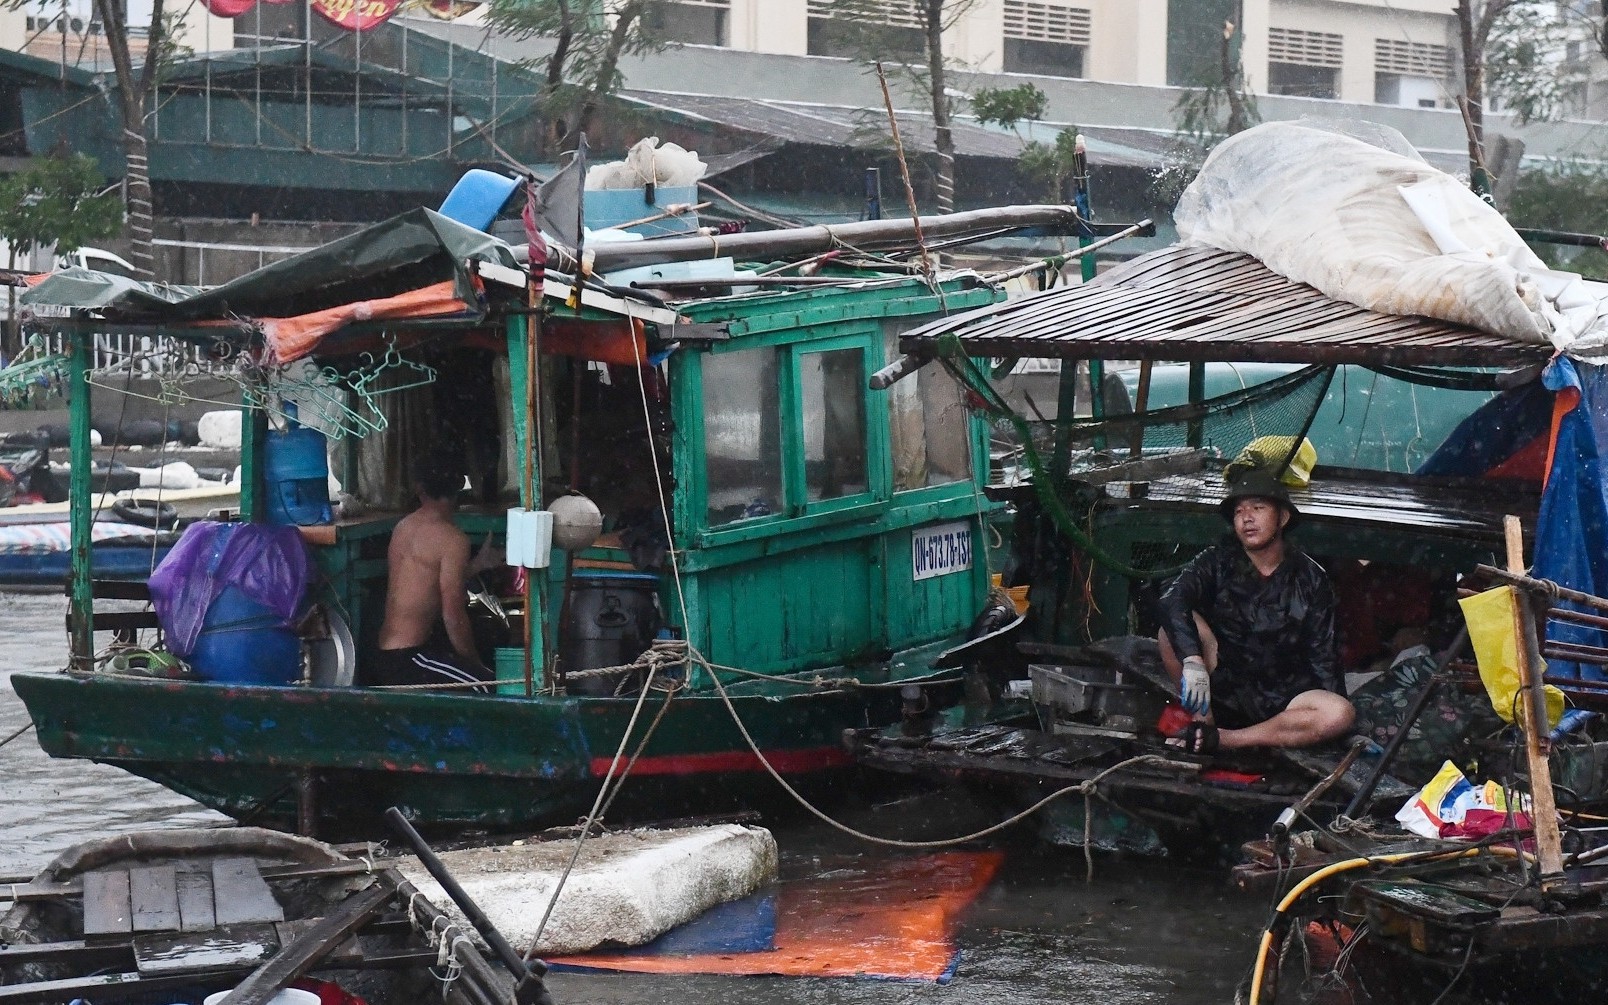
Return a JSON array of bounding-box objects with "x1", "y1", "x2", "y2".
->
[{"x1": 378, "y1": 507, "x2": 472, "y2": 653}]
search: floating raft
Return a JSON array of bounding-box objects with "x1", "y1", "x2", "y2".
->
[
  {"x1": 398, "y1": 824, "x2": 778, "y2": 956},
  {"x1": 0, "y1": 827, "x2": 515, "y2": 1005}
]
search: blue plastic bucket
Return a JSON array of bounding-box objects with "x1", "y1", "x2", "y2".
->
[
  {"x1": 264, "y1": 426, "x2": 332, "y2": 526},
  {"x1": 189, "y1": 586, "x2": 301, "y2": 685}
]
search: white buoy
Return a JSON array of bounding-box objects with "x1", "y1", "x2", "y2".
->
[{"x1": 548, "y1": 492, "x2": 603, "y2": 552}]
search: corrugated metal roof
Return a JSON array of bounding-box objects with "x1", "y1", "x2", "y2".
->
[
  {"x1": 900, "y1": 244, "x2": 1551, "y2": 366},
  {"x1": 615, "y1": 89, "x2": 1169, "y2": 167}
]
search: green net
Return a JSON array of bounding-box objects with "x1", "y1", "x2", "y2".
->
[{"x1": 937, "y1": 335, "x2": 1334, "y2": 578}]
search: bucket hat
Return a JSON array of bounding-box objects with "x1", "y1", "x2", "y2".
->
[{"x1": 1219, "y1": 466, "x2": 1300, "y2": 531}]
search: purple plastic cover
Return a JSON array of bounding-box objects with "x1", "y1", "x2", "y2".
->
[{"x1": 149, "y1": 521, "x2": 312, "y2": 656}]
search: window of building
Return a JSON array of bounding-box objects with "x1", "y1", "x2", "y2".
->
[
  {"x1": 806, "y1": 0, "x2": 926, "y2": 59},
  {"x1": 1373, "y1": 38, "x2": 1451, "y2": 109},
  {"x1": 1165, "y1": 0, "x2": 1237, "y2": 87},
  {"x1": 704, "y1": 347, "x2": 784, "y2": 526},
  {"x1": 884, "y1": 328, "x2": 971, "y2": 491},
  {"x1": 646, "y1": 0, "x2": 729, "y2": 47},
  {"x1": 1002, "y1": 1, "x2": 1090, "y2": 78},
  {"x1": 1268, "y1": 27, "x2": 1342, "y2": 99}
]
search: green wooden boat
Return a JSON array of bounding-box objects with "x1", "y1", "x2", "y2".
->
[{"x1": 11, "y1": 204, "x2": 1085, "y2": 832}]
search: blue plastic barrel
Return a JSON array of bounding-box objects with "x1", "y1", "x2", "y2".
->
[
  {"x1": 188, "y1": 586, "x2": 301, "y2": 685},
  {"x1": 264, "y1": 426, "x2": 332, "y2": 526}
]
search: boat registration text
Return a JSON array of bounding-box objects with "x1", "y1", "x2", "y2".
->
[{"x1": 912, "y1": 521, "x2": 972, "y2": 581}]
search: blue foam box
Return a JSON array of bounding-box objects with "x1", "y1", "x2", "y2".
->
[{"x1": 584, "y1": 186, "x2": 700, "y2": 237}]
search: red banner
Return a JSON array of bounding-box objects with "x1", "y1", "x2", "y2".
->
[
  {"x1": 310, "y1": 0, "x2": 401, "y2": 30},
  {"x1": 200, "y1": 0, "x2": 399, "y2": 31}
]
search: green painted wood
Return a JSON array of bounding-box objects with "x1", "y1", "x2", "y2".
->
[
  {"x1": 10, "y1": 666, "x2": 931, "y2": 828},
  {"x1": 683, "y1": 489, "x2": 987, "y2": 572},
  {"x1": 238, "y1": 405, "x2": 265, "y2": 523},
  {"x1": 691, "y1": 538, "x2": 877, "y2": 673},
  {"x1": 884, "y1": 516, "x2": 989, "y2": 645},
  {"x1": 68, "y1": 334, "x2": 93, "y2": 664}
]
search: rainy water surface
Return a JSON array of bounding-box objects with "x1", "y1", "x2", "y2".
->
[{"x1": 0, "y1": 590, "x2": 1487, "y2": 1004}]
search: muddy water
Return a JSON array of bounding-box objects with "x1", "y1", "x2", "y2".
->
[{"x1": 0, "y1": 590, "x2": 1364, "y2": 1004}]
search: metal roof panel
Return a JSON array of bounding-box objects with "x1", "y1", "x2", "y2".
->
[{"x1": 900, "y1": 244, "x2": 1550, "y2": 367}]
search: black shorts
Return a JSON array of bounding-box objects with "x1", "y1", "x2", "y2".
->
[
  {"x1": 366, "y1": 646, "x2": 494, "y2": 695},
  {"x1": 1214, "y1": 672, "x2": 1327, "y2": 729}
]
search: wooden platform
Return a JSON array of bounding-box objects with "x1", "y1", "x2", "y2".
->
[{"x1": 82, "y1": 858, "x2": 284, "y2": 938}]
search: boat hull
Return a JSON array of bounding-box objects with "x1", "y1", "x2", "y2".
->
[{"x1": 11, "y1": 670, "x2": 907, "y2": 831}]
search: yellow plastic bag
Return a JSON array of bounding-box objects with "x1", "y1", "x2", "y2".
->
[
  {"x1": 1225, "y1": 436, "x2": 1317, "y2": 488},
  {"x1": 1458, "y1": 585, "x2": 1565, "y2": 730}
]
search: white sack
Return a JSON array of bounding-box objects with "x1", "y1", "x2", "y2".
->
[
  {"x1": 197, "y1": 410, "x2": 242, "y2": 450},
  {"x1": 1174, "y1": 120, "x2": 1607, "y2": 353},
  {"x1": 134, "y1": 460, "x2": 201, "y2": 490}
]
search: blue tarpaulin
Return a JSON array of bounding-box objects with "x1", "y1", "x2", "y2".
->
[{"x1": 1533, "y1": 358, "x2": 1608, "y2": 682}]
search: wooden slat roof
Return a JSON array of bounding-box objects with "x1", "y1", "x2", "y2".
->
[{"x1": 901, "y1": 245, "x2": 1553, "y2": 367}]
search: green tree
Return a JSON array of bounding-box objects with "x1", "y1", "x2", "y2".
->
[
  {"x1": 1509, "y1": 161, "x2": 1608, "y2": 278},
  {"x1": 485, "y1": 0, "x2": 665, "y2": 151},
  {"x1": 0, "y1": 153, "x2": 124, "y2": 356},
  {"x1": 970, "y1": 82, "x2": 1080, "y2": 202},
  {"x1": 811, "y1": 0, "x2": 982, "y2": 213},
  {"x1": 89, "y1": 0, "x2": 191, "y2": 280}
]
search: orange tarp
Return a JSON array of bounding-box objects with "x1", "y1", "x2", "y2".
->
[
  {"x1": 261, "y1": 280, "x2": 475, "y2": 363},
  {"x1": 540, "y1": 317, "x2": 648, "y2": 366},
  {"x1": 549, "y1": 851, "x2": 1003, "y2": 982}
]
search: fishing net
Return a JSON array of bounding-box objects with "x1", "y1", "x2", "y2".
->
[{"x1": 936, "y1": 336, "x2": 1334, "y2": 578}]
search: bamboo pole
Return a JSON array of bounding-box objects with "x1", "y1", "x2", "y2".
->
[
  {"x1": 1475, "y1": 563, "x2": 1608, "y2": 616},
  {"x1": 1127, "y1": 360, "x2": 1153, "y2": 460},
  {"x1": 1504, "y1": 515, "x2": 1567, "y2": 888}
]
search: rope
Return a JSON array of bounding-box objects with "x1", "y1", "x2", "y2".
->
[
  {"x1": 522, "y1": 659, "x2": 666, "y2": 960},
  {"x1": 0, "y1": 722, "x2": 34, "y2": 749},
  {"x1": 613, "y1": 298, "x2": 1169, "y2": 852}
]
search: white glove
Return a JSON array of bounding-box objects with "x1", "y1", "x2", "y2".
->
[{"x1": 1179, "y1": 656, "x2": 1211, "y2": 717}]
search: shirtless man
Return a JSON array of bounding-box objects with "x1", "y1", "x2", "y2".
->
[
  {"x1": 1157, "y1": 466, "x2": 1354, "y2": 753},
  {"x1": 369, "y1": 453, "x2": 498, "y2": 693}
]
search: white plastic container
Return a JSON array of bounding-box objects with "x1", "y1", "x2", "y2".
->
[{"x1": 204, "y1": 989, "x2": 320, "y2": 1005}]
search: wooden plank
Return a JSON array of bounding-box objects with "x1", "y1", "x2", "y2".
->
[
  {"x1": 0, "y1": 969, "x2": 247, "y2": 1005},
  {"x1": 81, "y1": 869, "x2": 132, "y2": 937},
  {"x1": 211, "y1": 859, "x2": 284, "y2": 926},
  {"x1": 1, "y1": 859, "x2": 385, "y2": 905},
  {"x1": 1350, "y1": 880, "x2": 1500, "y2": 926},
  {"x1": 274, "y1": 919, "x2": 363, "y2": 964},
  {"x1": 132, "y1": 922, "x2": 279, "y2": 976},
  {"x1": 0, "y1": 938, "x2": 131, "y2": 968},
  {"x1": 215, "y1": 880, "x2": 394, "y2": 1005},
  {"x1": 176, "y1": 868, "x2": 217, "y2": 932},
  {"x1": 128, "y1": 865, "x2": 181, "y2": 933}
]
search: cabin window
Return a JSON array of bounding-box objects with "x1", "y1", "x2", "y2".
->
[
  {"x1": 885, "y1": 329, "x2": 972, "y2": 490},
  {"x1": 703, "y1": 347, "x2": 784, "y2": 525},
  {"x1": 799, "y1": 347, "x2": 870, "y2": 502}
]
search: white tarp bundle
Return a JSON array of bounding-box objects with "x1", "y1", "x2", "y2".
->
[{"x1": 1175, "y1": 120, "x2": 1608, "y2": 355}]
